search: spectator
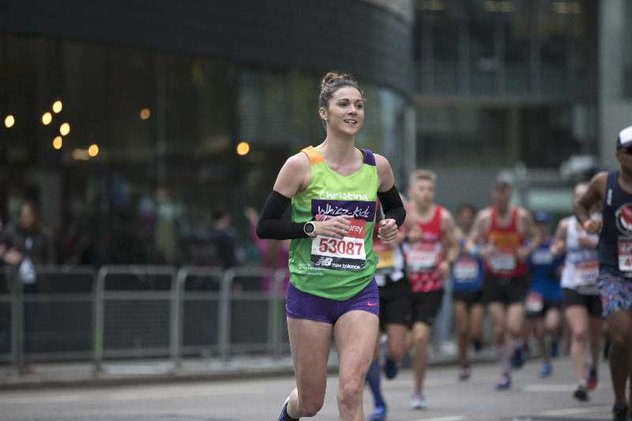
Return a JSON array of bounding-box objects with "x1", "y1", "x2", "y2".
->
[
  {"x1": 244, "y1": 207, "x2": 289, "y2": 293},
  {"x1": 3, "y1": 201, "x2": 54, "y2": 285},
  {"x1": 207, "y1": 208, "x2": 239, "y2": 269},
  {"x1": 2, "y1": 201, "x2": 54, "y2": 374}
]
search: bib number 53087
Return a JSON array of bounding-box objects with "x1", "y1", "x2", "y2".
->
[{"x1": 318, "y1": 238, "x2": 363, "y2": 256}]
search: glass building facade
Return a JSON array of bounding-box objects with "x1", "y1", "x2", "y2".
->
[
  {"x1": 414, "y1": 0, "x2": 599, "y2": 209},
  {"x1": 3, "y1": 0, "x2": 621, "y2": 262},
  {"x1": 0, "y1": 0, "x2": 415, "y2": 265}
]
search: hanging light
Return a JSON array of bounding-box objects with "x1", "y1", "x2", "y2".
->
[
  {"x1": 52, "y1": 136, "x2": 63, "y2": 150},
  {"x1": 139, "y1": 108, "x2": 151, "y2": 120},
  {"x1": 4, "y1": 114, "x2": 15, "y2": 128},
  {"x1": 236, "y1": 141, "x2": 250, "y2": 156},
  {"x1": 88, "y1": 144, "x2": 99, "y2": 157},
  {"x1": 52, "y1": 100, "x2": 63, "y2": 114},
  {"x1": 42, "y1": 112, "x2": 53, "y2": 126},
  {"x1": 59, "y1": 122, "x2": 71, "y2": 136}
]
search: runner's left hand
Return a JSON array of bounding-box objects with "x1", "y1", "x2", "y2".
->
[{"x1": 377, "y1": 218, "x2": 398, "y2": 242}]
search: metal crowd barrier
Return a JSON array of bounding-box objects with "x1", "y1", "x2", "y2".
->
[
  {"x1": 0, "y1": 269, "x2": 12, "y2": 363},
  {"x1": 0, "y1": 264, "x2": 291, "y2": 375},
  {"x1": 94, "y1": 265, "x2": 289, "y2": 373},
  {"x1": 93, "y1": 265, "x2": 177, "y2": 373},
  {"x1": 0, "y1": 266, "x2": 96, "y2": 367},
  {"x1": 222, "y1": 267, "x2": 288, "y2": 360}
]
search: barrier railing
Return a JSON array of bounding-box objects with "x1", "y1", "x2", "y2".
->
[
  {"x1": 1, "y1": 266, "x2": 96, "y2": 370},
  {"x1": 173, "y1": 266, "x2": 225, "y2": 369},
  {"x1": 4, "y1": 264, "x2": 432, "y2": 376},
  {"x1": 93, "y1": 265, "x2": 177, "y2": 374}
]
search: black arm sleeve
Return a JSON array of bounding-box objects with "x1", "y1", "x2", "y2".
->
[
  {"x1": 256, "y1": 190, "x2": 308, "y2": 240},
  {"x1": 377, "y1": 185, "x2": 406, "y2": 227}
]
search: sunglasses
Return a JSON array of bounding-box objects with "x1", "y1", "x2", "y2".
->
[{"x1": 619, "y1": 146, "x2": 632, "y2": 155}]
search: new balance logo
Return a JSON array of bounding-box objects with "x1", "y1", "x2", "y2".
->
[{"x1": 315, "y1": 257, "x2": 333, "y2": 266}]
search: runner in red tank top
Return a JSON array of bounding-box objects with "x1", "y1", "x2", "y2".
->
[
  {"x1": 407, "y1": 205, "x2": 445, "y2": 293},
  {"x1": 466, "y1": 175, "x2": 540, "y2": 390},
  {"x1": 485, "y1": 207, "x2": 528, "y2": 278},
  {"x1": 404, "y1": 170, "x2": 458, "y2": 410}
]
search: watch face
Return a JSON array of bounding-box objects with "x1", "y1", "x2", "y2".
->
[{"x1": 305, "y1": 222, "x2": 315, "y2": 234}]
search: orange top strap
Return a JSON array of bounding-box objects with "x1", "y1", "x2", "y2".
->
[{"x1": 301, "y1": 146, "x2": 324, "y2": 165}]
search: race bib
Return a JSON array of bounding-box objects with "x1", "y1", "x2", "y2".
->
[
  {"x1": 617, "y1": 237, "x2": 632, "y2": 273},
  {"x1": 311, "y1": 218, "x2": 366, "y2": 271},
  {"x1": 488, "y1": 251, "x2": 516, "y2": 272},
  {"x1": 532, "y1": 249, "x2": 553, "y2": 265},
  {"x1": 376, "y1": 248, "x2": 395, "y2": 270},
  {"x1": 453, "y1": 258, "x2": 479, "y2": 283},
  {"x1": 575, "y1": 260, "x2": 599, "y2": 285},
  {"x1": 526, "y1": 291, "x2": 544, "y2": 313},
  {"x1": 407, "y1": 244, "x2": 441, "y2": 273}
]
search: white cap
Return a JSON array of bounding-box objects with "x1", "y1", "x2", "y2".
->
[{"x1": 617, "y1": 125, "x2": 632, "y2": 148}]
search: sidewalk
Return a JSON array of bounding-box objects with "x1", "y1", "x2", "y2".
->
[{"x1": 0, "y1": 343, "x2": 498, "y2": 390}]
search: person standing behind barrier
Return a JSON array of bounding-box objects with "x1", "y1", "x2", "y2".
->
[
  {"x1": 526, "y1": 211, "x2": 563, "y2": 379},
  {"x1": 574, "y1": 125, "x2": 632, "y2": 420},
  {"x1": 244, "y1": 206, "x2": 290, "y2": 293},
  {"x1": 3, "y1": 202, "x2": 54, "y2": 290},
  {"x1": 552, "y1": 183, "x2": 603, "y2": 403},
  {"x1": 366, "y1": 203, "x2": 410, "y2": 421},
  {"x1": 2, "y1": 201, "x2": 54, "y2": 373},
  {"x1": 256, "y1": 71, "x2": 406, "y2": 421},
  {"x1": 451, "y1": 204, "x2": 485, "y2": 381},
  {"x1": 0, "y1": 223, "x2": 22, "y2": 355},
  {"x1": 466, "y1": 176, "x2": 541, "y2": 390},
  {"x1": 404, "y1": 170, "x2": 459, "y2": 409},
  {"x1": 206, "y1": 209, "x2": 239, "y2": 269}
]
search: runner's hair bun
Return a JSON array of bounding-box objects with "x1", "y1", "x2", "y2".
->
[
  {"x1": 318, "y1": 71, "x2": 362, "y2": 108},
  {"x1": 320, "y1": 71, "x2": 353, "y2": 90}
]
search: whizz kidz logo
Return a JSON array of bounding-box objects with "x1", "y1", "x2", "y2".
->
[{"x1": 312, "y1": 199, "x2": 376, "y2": 222}]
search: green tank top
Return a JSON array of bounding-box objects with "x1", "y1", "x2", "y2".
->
[{"x1": 289, "y1": 146, "x2": 379, "y2": 300}]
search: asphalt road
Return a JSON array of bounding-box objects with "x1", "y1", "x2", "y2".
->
[{"x1": 0, "y1": 356, "x2": 615, "y2": 420}]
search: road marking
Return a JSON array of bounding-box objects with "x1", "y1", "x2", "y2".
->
[
  {"x1": 0, "y1": 386, "x2": 267, "y2": 405},
  {"x1": 541, "y1": 405, "x2": 610, "y2": 416},
  {"x1": 522, "y1": 383, "x2": 575, "y2": 392},
  {"x1": 407, "y1": 416, "x2": 465, "y2": 421}
]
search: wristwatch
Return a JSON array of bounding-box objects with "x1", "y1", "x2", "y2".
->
[{"x1": 303, "y1": 221, "x2": 316, "y2": 237}]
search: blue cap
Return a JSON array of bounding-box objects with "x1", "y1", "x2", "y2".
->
[{"x1": 533, "y1": 211, "x2": 550, "y2": 224}]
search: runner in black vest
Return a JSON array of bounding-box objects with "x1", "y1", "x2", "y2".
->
[{"x1": 575, "y1": 125, "x2": 632, "y2": 421}]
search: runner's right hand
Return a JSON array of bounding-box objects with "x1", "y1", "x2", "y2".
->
[
  {"x1": 315, "y1": 216, "x2": 352, "y2": 239},
  {"x1": 582, "y1": 218, "x2": 602, "y2": 234}
]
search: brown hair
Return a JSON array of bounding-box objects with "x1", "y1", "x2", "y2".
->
[
  {"x1": 409, "y1": 169, "x2": 437, "y2": 185},
  {"x1": 319, "y1": 71, "x2": 363, "y2": 108}
]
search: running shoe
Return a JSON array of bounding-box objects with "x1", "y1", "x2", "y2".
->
[
  {"x1": 458, "y1": 365, "x2": 471, "y2": 381},
  {"x1": 539, "y1": 361, "x2": 552, "y2": 378},
  {"x1": 510, "y1": 346, "x2": 524, "y2": 370},
  {"x1": 410, "y1": 393, "x2": 428, "y2": 410},
  {"x1": 612, "y1": 403, "x2": 629, "y2": 421},
  {"x1": 383, "y1": 357, "x2": 399, "y2": 380},
  {"x1": 573, "y1": 385, "x2": 588, "y2": 402},
  {"x1": 495, "y1": 373, "x2": 511, "y2": 390},
  {"x1": 277, "y1": 398, "x2": 297, "y2": 421},
  {"x1": 586, "y1": 368, "x2": 598, "y2": 391},
  {"x1": 367, "y1": 405, "x2": 387, "y2": 421}
]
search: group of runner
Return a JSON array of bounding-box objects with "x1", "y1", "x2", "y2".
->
[
  {"x1": 369, "y1": 162, "x2": 632, "y2": 421},
  {"x1": 365, "y1": 170, "x2": 611, "y2": 421},
  {"x1": 262, "y1": 71, "x2": 631, "y2": 421}
]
